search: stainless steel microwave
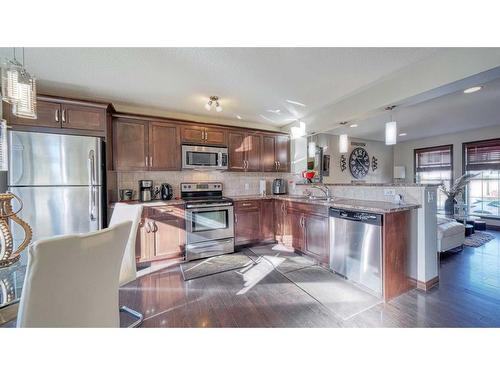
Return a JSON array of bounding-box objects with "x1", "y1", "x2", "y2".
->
[{"x1": 182, "y1": 145, "x2": 228, "y2": 170}]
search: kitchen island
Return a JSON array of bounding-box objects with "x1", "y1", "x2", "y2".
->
[{"x1": 231, "y1": 194, "x2": 420, "y2": 301}]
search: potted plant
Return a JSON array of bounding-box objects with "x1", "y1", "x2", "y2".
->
[{"x1": 440, "y1": 173, "x2": 478, "y2": 216}]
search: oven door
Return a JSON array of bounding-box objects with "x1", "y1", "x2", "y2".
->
[
  {"x1": 186, "y1": 205, "x2": 234, "y2": 244},
  {"x1": 182, "y1": 145, "x2": 228, "y2": 170}
]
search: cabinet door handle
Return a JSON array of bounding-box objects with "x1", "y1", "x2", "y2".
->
[
  {"x1": 149, "y1": 156, "x2": 153, "y2": 167},
  {"x1": 153, "y1": 222, "x2": 158, "y2": 232},
  {"x1": 145, "y1": 156, "x2": 148, "y2": 167},
  {"x1": 242, "y1": 203, "x2": 252, "y2": 207},
  {"x1": 234, "y1": 213, "x2": 238, "y2": 223},
  {"x1": 145, "y1": 222, "x2": 150, "y2": 233},
  {"x1": 62, "y1": 109, "x2": 66, "y2": 123},
  {"x1": 55, "y1": 109, "x2": 59, "y2": 122}
]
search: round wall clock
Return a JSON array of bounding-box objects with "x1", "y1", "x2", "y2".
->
[{"x1": 349, "y1": 147, "x2": 370, "y2": 179}]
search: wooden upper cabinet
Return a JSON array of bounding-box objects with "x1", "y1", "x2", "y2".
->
[
  {"x1": 275, "y1": 135, "x2": 290, "y2": 172},
  {"x1": 228, "y1": 131, "x2": 262, "y2": 172},
  {"x1": 262, "y1": 135, "x2": 277, "y2": 172},
  {"x1": 180, "y1": 124, "x2": 227, "y2": 146},
  {"x1": 3, "y1": 99, "x2": 61, "y2": 128},
  {"x1": 149, "y1": 121, "x2": 180, "y2": 171},
  {"x1": 180, "y1": 125, "x2": 205, "y2": 144},
  {"x1": 205, "y1": 127, "x2": 226, "y2": 145},
  {"x1": 228, "y1": 131, "x2": 246, "y2": 171},
  {"x1": 245, "y1": 133, "x2": 262, "y2": 171},
  {"x1": 113, "y1": 119, "x2": 148, "y2": 171},
  {"x1": 61, "y1": 103, "x2": 106, "y2": 131}
]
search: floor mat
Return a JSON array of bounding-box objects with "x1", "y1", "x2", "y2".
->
[
  {"x1": 284, "y1": 266, "x2": 382, "y2": 320},
  {"x1": 464, "y1": 232, "x2": 495, "y2": 247},
  {"x1": 180, "y1": 253, "x2": 255, "y2": 281}
]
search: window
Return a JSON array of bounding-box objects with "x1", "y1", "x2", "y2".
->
[
  {"x1": 464, "y1": 139, "x2": 500, "y2": 218},
  {"x1": 414, "y1": 145, "x2": 453, "y2": 210}
]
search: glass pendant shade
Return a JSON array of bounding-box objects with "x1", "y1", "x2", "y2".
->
[
  {"x1": 0, "y1": 120, "x2": 8, "y2": 171},
  {"x1": 215, "y1": 103, "x2": 223, "y2": 112},
  {"x1": 385, "y1": 121, "x2": 397, "y2": 145},
  {"x1": 339, "y1": 134, "x2": 349, "y2": 153},
  {"x1": 1, "y1": 60, "x2": 22, "y2": 104},
  {"x1": 13, "y1": 77, "x2": 37, "y2": 119}
]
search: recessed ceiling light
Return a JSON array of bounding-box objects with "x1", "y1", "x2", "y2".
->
[
  {"x1": 399, "y1": 132, "x2": 407, "y2": 136},
  {"x1": 350, "y1": 124, "x2": 358, "y2": 128},
  {"x1": 463, "y1": 86, "x2": 482, "y2": 94},
  {"x1": 236, "y1": 115, "x2": 242, "y2": 120},
  {"x1": 285, "y1": 99, "x2": 307, "y2": 107},
  {"x1": 259, "y1": 114, "x2": 276, "y2": 123},
  {"x1": 266, "y1": 109, "x2": 281, "y2": 114}
]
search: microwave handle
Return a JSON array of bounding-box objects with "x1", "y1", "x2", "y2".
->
[{"x1": 218, "y1": 152, "x2": 223, "y2": 168}]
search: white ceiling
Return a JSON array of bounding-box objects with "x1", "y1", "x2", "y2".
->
[
  {"x1": 0, "y1": 47, "x2": 439, "y2": 128},
  {"x1": 327, "y1": 75, "x2": 500, "y2": 142}
]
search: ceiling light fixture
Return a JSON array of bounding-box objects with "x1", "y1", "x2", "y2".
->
[
  {"x1": 236, "y1": 115, "x2": 242, "y2": 120},
  {"x1": 463, "y1": 86, "x2": 482, "y2": 94},
  {"x1": 399, "y1": 132, "x2": 407, "y2": 137},
  {"x1": 1, "y1": 48, "x2": 37, "y2": 119},
  {"x1": 205, "y1": 96, "x2": 222, "y2": 112},
  {"x1": 385, "y1": 105, "x2": 397, "y2": 146},
  {"x1": 350, "y1": 124, "x2": 358, "y2": 128}
]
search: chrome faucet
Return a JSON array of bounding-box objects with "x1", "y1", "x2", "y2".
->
[{"x1": 311, "y1": 184, "x2": 332, "y2": 199}]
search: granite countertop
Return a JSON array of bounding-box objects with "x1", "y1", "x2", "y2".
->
[
  {"x1": 109, "y1": 199, "x2": 185, "y2": 208},
  {"x1": 296, "y1": 182, "x2": 440, "y2": 187},
  {"x1": 230, "y1": 194, "x2": 420, "y2": 214}
]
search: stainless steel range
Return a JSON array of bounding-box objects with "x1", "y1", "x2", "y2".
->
[{"x1": 182, "y1": 182, "x2": 234, "y2": 261}]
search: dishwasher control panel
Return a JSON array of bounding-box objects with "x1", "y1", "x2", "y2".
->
[{"x1": 330, "y1": 208, "x2": 382, "y2": 226}]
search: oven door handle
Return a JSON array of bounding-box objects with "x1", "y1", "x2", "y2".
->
[
  {"x1": 186, "y1": 202, "x2": 233, "y2": 209},
  {"x1": 187, "y1": 239, "x2": 234, "y2": 250}
]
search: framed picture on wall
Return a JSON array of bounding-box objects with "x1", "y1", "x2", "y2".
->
[{"x1": 322, "y1": 154, "x2": 330, "y2": 176}]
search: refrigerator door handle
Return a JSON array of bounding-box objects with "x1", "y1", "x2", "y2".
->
[{"x1": 88, "y1": 151, "x2": 97, "y2": 221}]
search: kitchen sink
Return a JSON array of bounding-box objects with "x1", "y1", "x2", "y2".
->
[{"x1": 288, "y1": 195, "x2": 333, "y2": 202}]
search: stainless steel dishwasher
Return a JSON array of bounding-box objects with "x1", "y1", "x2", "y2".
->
[{"x1": 329, "y1": 208, "x2": 383, "y2": 296}]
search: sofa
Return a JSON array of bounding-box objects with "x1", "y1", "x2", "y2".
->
[{"x1": 437, "y1": 216, "x2": 465, "y2": 253}]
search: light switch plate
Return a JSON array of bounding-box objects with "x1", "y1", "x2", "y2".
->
[{"x1": 384, "y1": 188, "x2": 396, "y2": 196}]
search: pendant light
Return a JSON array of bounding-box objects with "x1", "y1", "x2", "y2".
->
[
  {"x1": 1, "y1": 48, "x2": 37, "y2": 119},
  {"x1": 385, "y1": 105, "x2": 397, "y2": 145},
  {"x1": 205, "y1": 96, "x2": 222, "y2": 112}
]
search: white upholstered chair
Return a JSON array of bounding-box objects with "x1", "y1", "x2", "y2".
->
[
  {"x1": 16, "y1": 221, "x2": 132, "y2": 328},
  {"x1": 108, "y1": 203, "x2": 144, "y2": 326}
]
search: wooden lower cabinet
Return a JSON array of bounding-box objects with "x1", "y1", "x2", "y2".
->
[
  {"x1": 234, "y1": 199, "x2": 329, "y2": 264},
  {"x1": 234, "y1": 200, "x2": 261, "y2": 246},
  {"x1": 302, "y1": 212, "x2": 329, "y2": 264},
  {"x1": 136, "y1": 206, "x2": 185, "y2": 263}
]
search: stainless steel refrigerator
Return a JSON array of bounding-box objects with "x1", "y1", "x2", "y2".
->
[{"x1": 8, "y1": 131, "x2": 105, "y2": 243}]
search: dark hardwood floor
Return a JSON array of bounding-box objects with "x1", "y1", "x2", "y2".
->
[{"x1": 119, "y1": 230, "x2": 500, "y2": 328}]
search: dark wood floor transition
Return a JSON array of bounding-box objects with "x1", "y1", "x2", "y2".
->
[{"x1": 119, "y1": 230, "x2": 500, "y2": 328}]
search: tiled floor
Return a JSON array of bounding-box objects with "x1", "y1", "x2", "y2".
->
[{"x1": 119, "y1": 230, "x2": 500, "y2": 327}]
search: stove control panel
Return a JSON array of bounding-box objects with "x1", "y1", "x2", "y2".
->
[{"x1": 181, "y1": 182, "x2": 223, "y2": 192}]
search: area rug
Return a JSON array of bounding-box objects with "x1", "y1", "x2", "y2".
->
[
  {"x1": 463, "y1": 232, "x2": 495, "y2": 247},
  {"x1": 180, "y1": 253, "x2": 254, "y2": 281}
]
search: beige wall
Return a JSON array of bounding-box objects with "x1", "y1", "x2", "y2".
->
[
  {"x1": 292, "y1": 133, "x2": 394, "y2": 184},
  {"x1": 393, "y1": 124, "x2": 500, "y2": 182}
]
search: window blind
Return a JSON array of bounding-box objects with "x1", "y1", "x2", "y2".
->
[
  {"x1": 464, "y1": 139, "x2": 500, "y2": 171},
  {"x1": 415, "y1": 145, "x2": 452, "y2": 172}
]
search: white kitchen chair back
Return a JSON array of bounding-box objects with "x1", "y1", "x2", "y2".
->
[
  {"x1": 16, "y1": 221, "x2": 132, "y2": 328},
  {"x1": 109, "y1": 203, "x2": 143, "y2": 286}
]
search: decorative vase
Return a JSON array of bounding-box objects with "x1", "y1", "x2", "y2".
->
[
  {"x1": 444, "y1": 197, "x2": 456, "y2": 217},
  {"x1": 0, "y1": 193, "x2": 32, "y2": 269}
]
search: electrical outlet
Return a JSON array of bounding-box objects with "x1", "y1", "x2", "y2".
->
[
  {"x1": 244, "y1": 183, "x2": 249, "y2": 191},
  {"x1": 384, "y1": 188, "x2": 396, "y2": 196}
]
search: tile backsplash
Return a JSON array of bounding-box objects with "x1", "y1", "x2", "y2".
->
[{"x1": 115, "y1": 171, "x2": 295, "y2": 200}]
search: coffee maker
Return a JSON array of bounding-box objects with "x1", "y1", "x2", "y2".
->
[{"x1": 138, "y1": 180, "x2": 153, "y2": 202}]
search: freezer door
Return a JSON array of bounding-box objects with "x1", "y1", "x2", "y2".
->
[
  {"x1": 8, "y1": 131, "x2": 102, "y2": 186},
  {"x1": 9, "y1": 186, "x2": 102, "y2": 243}
]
